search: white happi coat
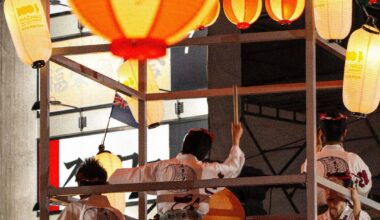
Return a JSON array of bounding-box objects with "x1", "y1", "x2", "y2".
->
[
  {"x1": 318, "y1": 203, "x2": 371, "y2": 220},
  {"x1": 302, "y1": 144, "x2": 372, "y2": 197},
  {"x1": 57, "y1": 195, "x2": 125, "y2": 220},
  {"x1": 109, "y1": 145, "x2": 245, "y2": 215}
]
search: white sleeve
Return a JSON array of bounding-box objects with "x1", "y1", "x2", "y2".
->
[
  {"x1": 203, "y1": 145, "x2": 245, "y2": 179},
  {"x1": 350, "y1": 154, "x2": 372, "y2": 197},
  {"x1": 57, "y1": 203, "x2": 78, "y2": 220},
  {"x1": 357, "y1": 210, "x2": 371, "y2": 220},
  {"x1": 109, "y1": 162, "x2": 158, "y2": 184}
]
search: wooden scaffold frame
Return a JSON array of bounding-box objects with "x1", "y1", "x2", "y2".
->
[{"x1": 37, "y1": 1, "x2": 380, "y2": 219}]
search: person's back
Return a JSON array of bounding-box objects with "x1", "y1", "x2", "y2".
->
[
  {"x1": 58, "y1": 158, "x2": 125, "y2": 220},
  {"x1": 301, "y1": 112, "x2": 372, "y2": 212},
  {"x1": 110, "y1": 122, "x2": 245, "y2": 219},
  {"x1": 60, "y1": 194, "x2": 124, "y2": 220}
]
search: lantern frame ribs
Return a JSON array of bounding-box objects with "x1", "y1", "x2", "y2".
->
[{"x1": 37, "y1": 1, "x2": 380, "y2": 220}]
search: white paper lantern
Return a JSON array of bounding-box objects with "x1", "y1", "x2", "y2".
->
[
  {"x1": 95, "y1": 151, "x2": 125, "y2": 213},
  {"x1": 4, "y1": 0, "x2": 52, "y2": 68},
  {"x1": 313, "y1": 0, "x2": 352, "y2": 40},
  {"x1": 343, "y1": 25, "x2": 380, "y2": 116},
  {"x1": 118, "y1": 60, "x2": 164, "y2": 128}
]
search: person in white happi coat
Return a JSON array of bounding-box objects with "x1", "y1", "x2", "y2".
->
[
  {"x1": 58, "y1": 158, "x2": 125, "y2": 220},
  {"x1": 318, "y1": 174, "x2": 370, "y2": 220},
  {"x1": 301, "y1": 112, "x2": 372, "y2": 213},
  {"x1": 109, "y1": 122, "x2": 245, "y2": 219}
]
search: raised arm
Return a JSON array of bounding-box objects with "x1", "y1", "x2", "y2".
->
[
  {"x1": 108, "y1": 162, "x2": 158, "y2": 184},
  {"x1": 203, "y1": 122, "x2": 245, "y2": 179}
]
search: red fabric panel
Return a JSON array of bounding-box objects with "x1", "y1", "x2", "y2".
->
[{"x1": 49, "y1": 140, "x2": 60, "y2": 212}]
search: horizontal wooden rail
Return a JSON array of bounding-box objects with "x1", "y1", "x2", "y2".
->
[
  {"x1": 50, "y1": 55, "x2": 144, "y2": 100},
  {"x1": 52, "y1": 30, "x2": 305, "y2": 56},
  {"x1": 175, "y1": 29, "x2": 306, "y2": 47},
  {"x1": 146, "y1": 80, "x2": 343, "y2": 101},
  {"x1": 246, "y1": 214, "x2": 306, "y2": 220},
  {"x1": 49, "y1": 174, "x2": 306, "y2": 196},
  {"x1": 317, "y1": 176, "x2": 380, "y2": 213}
]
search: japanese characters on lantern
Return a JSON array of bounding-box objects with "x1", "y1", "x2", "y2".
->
[
  {"x1": 343, "y1": 25, "x2": 380, "y2": 116},
  {"x1": 4, "y1": 0, "x2": 52, "y2": 68}
]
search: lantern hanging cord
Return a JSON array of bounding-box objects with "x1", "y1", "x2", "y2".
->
[
  {"x1": 366, "y1": 15, "x2": 379, "y2": 29},
  {"x1": 355, "y1": 0, "x2": 378, "y2": 27}
]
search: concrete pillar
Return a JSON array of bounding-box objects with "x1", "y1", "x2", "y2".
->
[
  {"x1": 0, "y1": 2, "x2": 38, "y2": 219},
  {"x1": 207, "y1": 2, "x2": 242, "y2": 160}
]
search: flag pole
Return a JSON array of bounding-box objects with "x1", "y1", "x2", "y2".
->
[{"x1": 100, "y1": 92, "x2": 116, "y2": 151}]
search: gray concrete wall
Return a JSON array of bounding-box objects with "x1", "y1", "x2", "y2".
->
[
  {"x1": 207, "y1": 3, "x2": 243, "y2": 161},
  {"x1": 0, "y1": 2, "x2": 38, "y2": 219}
]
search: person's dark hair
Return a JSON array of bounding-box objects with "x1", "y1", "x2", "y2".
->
[
  {"x1": 181, "y1": 128, "x2": 214, "y2": 161},
  {"x1": 75, "y1": 158, "x2": 108, "y2": 186},
  {"x1": 319, "y1": 112, "x2": 347, "y2": 143}
]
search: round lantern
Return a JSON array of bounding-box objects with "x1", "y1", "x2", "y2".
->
[
  {"x1": 343, "y1": 24, "x2": 380, "y2": 116},
  {"x1": 68, "y1": 0, "x2": 217, "y2": 60},
  {"x1": 313, "y1": 0, "x2": 352, "y2": 40},
  {"x1": 204, "y1": 189, "x2": 245, "y2": 220},
  {"x1": 198, "y1": 0, "x2": 220, "y2": 30},
  {"x1": 118, "y1": 60, "x2": 164, "y2": 128},
  {"x1": 4, "y1": 0, "x2": 52, "y2": 68},
  {"x1": 95, "y1": 147, "x2": 125, "y2": 213},
  {"x1": 265, "y1": 0, "x2": 305, "y2": 25},
  {"x1": 223, "y1": 0, "x2": 262, "y2": 30}
]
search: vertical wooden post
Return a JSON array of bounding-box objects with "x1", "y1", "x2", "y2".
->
[
  {"x1": 233, "y1": 85, "x2": 239, "y2": 125},
  {"x1": 138, "y1": 60, "x2": 148, "y2": 220},
  {"x1": 39, "y1": 1, "x2": 50, "y2": 219},
  {"x1": 305, "y1": 0, "x2": 317, "y2": 219}
]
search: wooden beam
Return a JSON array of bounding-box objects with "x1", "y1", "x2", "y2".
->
[
  {"x1": 50, "y1": 55, "x2": 143, "y2": 100},
  {"x1": 53, "y1": 44, "x2": 109, "y2": 56},
  {"x1": 49, "y1": 175, "x2": 306, "y2": 196},
  {"x1": 175, "y1": 29, "x2": 306, "y2": 47},
  {"x1": 52, "y1": 30, "x2": 305, "y2": 56},
  {"x1": 305, "y1": 0, "x2": 317, "y2": 219},
  {"x1": 146, "y1": 80, "x2": 343, "y2": 101},
  {"x1": 246, "y1": 214, "x2": 306, "y2": 220},
  {"x1": 317, "y1": 176, "x2": 380, "y2": 213},
  {"x1": 316, "y1": 37, "x2": 346, "y2": 60},
  {"x1": 39, "y1": 64, "x2": 50, "y2": 220},
  {"x1": 39, "y1": 1, "x2": 50, "y2": 219},
  {"x1": 138, "y1": 61, "x2": 148, "y2": 219}
]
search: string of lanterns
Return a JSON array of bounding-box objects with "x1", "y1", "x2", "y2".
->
[{"x1": 4, "y1": 0, "x2": 380, "y2": 117}]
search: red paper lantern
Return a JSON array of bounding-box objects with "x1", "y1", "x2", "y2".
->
[
  {"x1": 69, "y1": 0, "x2": 217, "y2": 60},
  {"x1": 223, "y1": 0, "x2": 262, "y2": 30},
  {"x1": 265, "y1": 0, "x2": 305, "y2": 25},
  {"x1": 198, "y1": 0, "x2": 220, "y2": 30}
]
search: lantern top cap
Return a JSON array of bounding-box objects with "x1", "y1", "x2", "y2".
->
[
  {"x1": 362, "y1": 24, "x2": 380, "y2": 34},
  {"x1": 362, "y1": 16, "x2": 379, "y2": 34}
]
